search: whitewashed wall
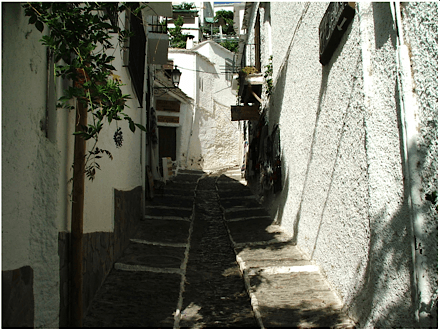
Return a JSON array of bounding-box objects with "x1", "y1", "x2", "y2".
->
[
  {"x1": 2, "y1": 5, "x2": 146, "y2": 327},
  {"x1": 170, "y1": 44, "x2": 240, "y2": 171},
  {"x1": 2, "y1": 3, "x2": 72, "y2": 327},
  {"x1": 194, "y1": 41, "x2": 240, "y2": 171},
  {"x1": 247, "y1": 1, "x2": 437, "y2": 327},
  {"x1": 401, "y1": 2, "x2": 438, "y2": 325},
  {"x1": 83, "y1": 16, "x2": 144, "y2": 233}
]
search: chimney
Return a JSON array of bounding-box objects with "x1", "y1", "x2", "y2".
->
[{"x1": 186, "y1": 35, "x2": 195, "y2": 49}]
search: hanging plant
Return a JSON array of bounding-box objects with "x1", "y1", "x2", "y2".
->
[
  {"x1": 23, "y1": 2, "x2": 147, "y2": 180},
  {"x1": 264, "y1": 55, "x2": 273, "y2": 96}
]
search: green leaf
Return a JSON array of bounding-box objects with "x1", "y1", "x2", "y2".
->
[
  {"x1": 135, "y1": 123, "x2": 147, "y2": 132},
  {"x1": 129, "y1": 120, "x2": 135, "y2": 132},
  {"x1": 35, "y1": 20, "x2": 44, "y2": 33},
  {"x1": 29, "y1": 15, "x2": 37, "y2": 25}
]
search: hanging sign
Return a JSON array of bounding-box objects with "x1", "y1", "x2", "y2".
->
[
  {"x1": 231, "y1": 104, "x2": 260, "y2": 121},
  {"x1": 319, "y1": 2, "x2": 356, "y2": 66},
  {"x1": 158, "y1": 115, "x2": 179, "y2": 124},
  {"x1": 156, "y1": 100, "x2": 180, "y2": 113}
]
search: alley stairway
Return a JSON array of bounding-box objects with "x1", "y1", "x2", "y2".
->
[
  {"x1": 83, "y1": 170, "x2": 203, "y2": 328},
  {"x1": 83, "y1": 167, "x2": 355, "y2": 328},
  {"x1": 217, "y1": 167, "x2": 355, "y2": 329}
]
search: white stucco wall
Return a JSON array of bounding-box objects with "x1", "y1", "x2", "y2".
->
[
  {"x1": 401, "y1": 2, "x2": 438, "y2": 324},
  {"x1": 83, "y1": 24, "x2": 144, "y2": 233},
  {"x1": 169, "y1": 51, "x2": 197, "y2": 99},
  {"x1": 2, "y1": 3, "x2": 72, "y2": 327},
  {"x1": 246, "y1": 2, "x2": 433, "y2": 328},
  {"x1": 170, "y1": 45, "x2": 240, "y2": 171},
  {"x1": 2, "y1": 5, "x2": 147, "y2": 326}
]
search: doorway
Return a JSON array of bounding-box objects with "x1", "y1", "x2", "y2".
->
[{"x1": 159, "y1": 126, "x2": 177, "y2": 161}]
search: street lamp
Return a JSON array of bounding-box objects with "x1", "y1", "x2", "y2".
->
[
  {"x1": 155, "y1": 65, "x2": 182, "y2": 90},
  {"x1": 171, "y1": 65, "x2": 181, "y2": 87}
]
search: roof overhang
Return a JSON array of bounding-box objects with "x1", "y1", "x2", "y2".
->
[{"x1": 143, "y1": 2, "x2": 173, "y2": 17}]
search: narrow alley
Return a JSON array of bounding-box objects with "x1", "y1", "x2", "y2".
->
[
  {"x1": 3, "y1": 2, "x2": 437, "y2": 328},
  {"x1": 83, "y1": 167, "x2": 354, "y2": 328}
]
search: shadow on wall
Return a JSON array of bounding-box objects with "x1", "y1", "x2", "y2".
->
[
  {"x1": 348, "y1": 6, "x2": 438, "y2": 321},
  {"x1": 245, "y1": 4, "x2": 438, "y2": 327},
  {"x1": 349, "y1": 4, "x2": 436, "y2": 327}
]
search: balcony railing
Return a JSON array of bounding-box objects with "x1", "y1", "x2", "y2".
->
[
  {"x1": 149, "y1": 16, "x2": 168, "y2": 34},
  {"x1": 241, "y1": 43, "x2": 257, "y2": 70}
]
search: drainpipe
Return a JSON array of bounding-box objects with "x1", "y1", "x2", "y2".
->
[{"x1": 390, "y1": 2, "x2": 431, "y2": 327}]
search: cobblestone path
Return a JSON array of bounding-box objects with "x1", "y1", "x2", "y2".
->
[{"x1": 179, "y1": 175, "x2": 258, "y2": 328}]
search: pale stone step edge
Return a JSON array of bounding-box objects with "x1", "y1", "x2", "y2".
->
[
  {"x1": 145, "y1": 215, "x2": 190, "y2": 222},
  {"x1": 234, "y1": 236, "x2": 293, "y2": 249},
  {"x1": 130, "y1": 238, "x2": 188, "y2": 248},
  {"x1": 146, "y1": 205, "x2": 193, "y2": 211},
  {"x1": 225, "y1": 215, "x2": 272, "y2": 222},
  {"x1": 224, "y1": 207, "x2": 266, "y2": 213},
  {"x1": 114, "y1": 263, "x2": 184, "y2": 275},
  {"x1": 245, "y1": 265, "x2": 320, "y2": 275}
]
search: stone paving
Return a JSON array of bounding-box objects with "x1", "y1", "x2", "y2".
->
[
  {"x1": 218, "y1": 167, "x2": 355, "y2": 329},
  {"x1": 83, "y1": 167, "x2": 355, "y2": 328}
]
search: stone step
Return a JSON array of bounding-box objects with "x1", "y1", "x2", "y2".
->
[
  {"x1": 145, "y1": 207, "x2": 192, "y2": 218},
  {"x1": 135, "y1": 219, "x2": 190, "y2": 245},
  {"x1": 247, "y1": 272, "x2": 354, "y2": 328},
  {"x1": 116, "y1": 241, "x2": 186, "y2": 270},
  {"x1": 224, "y1": 208, "x2": 270, "y2": 220},
  {"x1": 165, "y1": 182, "x2": 198, "y2": 190},
  {"x1": 83, "y1": 270, "x2": 180, "y2": 328},
  {"x1": 225, "y1": 218, "x2": 291, "y2": 245},
  {"x1": 219, "y1": 198, "x2": 262, "y2": 209}
]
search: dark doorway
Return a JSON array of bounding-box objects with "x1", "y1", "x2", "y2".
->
[{"x1": 159, "y1": 126, "x2": 177, "y2": 161}]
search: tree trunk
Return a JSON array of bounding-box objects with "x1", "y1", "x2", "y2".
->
[{"x1": 71, "y1": 98, "x2": 87, "y2": 327}]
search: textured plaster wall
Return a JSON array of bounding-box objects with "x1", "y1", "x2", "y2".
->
[
  {"x1": 177, "y1": 101, "x2": 194, "y2": 168},
  {"x1": 401, "y1": 3, "x2": 438, "y2": 321},
  {"x1": 2, "y1": 5, "x2": 146, "y2": 327},
  {"x1": 83, "y1": 25, "x2": 144, "y2": 233},
  {"x1": 2, "y1": 3, "x2": 66, "y2": 327},
  {"x1": 261, "y1": 2, "x2": 418, "y2": 328},
  {"x1": 170, "y1": 44, "x2": 240, "y2": 171},
  {"x1": 196, "y1": 42, "x2": 240, "y2": 170},
  {"x1": 169, "y1": 51, "x2": 197, "y2": 100},
  {"x1": 190, "y1": 54, "x2": 215, "y2": 169}
]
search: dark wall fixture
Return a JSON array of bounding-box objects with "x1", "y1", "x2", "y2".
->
[{"x1": 319, "y1": 2, "x2": 356, "y2": 66}]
